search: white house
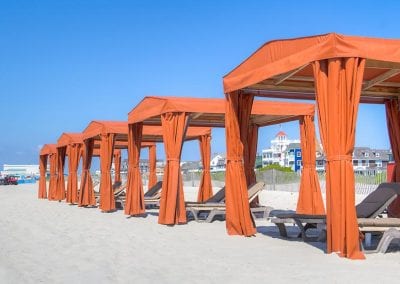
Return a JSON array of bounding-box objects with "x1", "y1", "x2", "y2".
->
[{"x1": 262, "y1": 131, "x2": 300, "y2": 167}]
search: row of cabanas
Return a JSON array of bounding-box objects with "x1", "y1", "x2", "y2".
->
[
  {"x1": 38, "y1": 32, "x2": 400, "y2": 260},
  {"x1": 39, "y1": 97, "x2": 323, "y2": 226}
]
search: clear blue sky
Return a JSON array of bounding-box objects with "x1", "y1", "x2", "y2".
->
[{"x1": 0, "y1": 0, "x2": 397, "y2": 168}]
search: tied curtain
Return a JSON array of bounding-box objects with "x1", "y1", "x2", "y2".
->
[
  {"x1": 224, "y1": 92, "x2": 256, "y2": 236},
  {"x1": 296, "y1": 115, "x2": 325, "y2": 214},
  {"x1": 48, "y1": 153, "x2": 58, "y2": 201},
  {"x1": 78, "y1": 139, "x2": 96, "y2": 206},
  {"x1": 38, "y1": 155, "x2": 48, "y2": 199},
  {"x1": 66, "y1": 144, "x2": 81, "y2": 204},
  {"x1": 55, "y1": 147, "x2": 67, "y2": 201},
  {"x1": 158, "y1": 112, "x2": 188, "y2": 225},
  {"x1": 385, "y1": 99, "x2": 400, "y2": 217},
  {"x1": 125, "y1": 123, "x2": 145, "y2": 215},
  {"x1": 197, "y1": 134, "x2": 213, "y2": 202},
  {"x1": 313, "y1": 57, "x2": 365, "y2": 259},
  {"x1": 148, "y1": 145, "x2": 157, "y2": 190},
  {"x1": 114, "y1": 149, "x2": 121, "y2": 184},
  {"x1": 99, "y1": 133, "x2": 116, "y2": 212}
]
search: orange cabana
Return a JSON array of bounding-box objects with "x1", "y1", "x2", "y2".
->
[
  {"x1": 57, "y1": 133, "x2": 84, "y2": 204},
  {"x1": 222, "y1": 33, "x2": 400, "y2": 259},
  {"x1": 123, "y1": 122, "x2": 211, "y2": 217},
  {"x1": 38, "y1": 144, "x2": 57, "y2": 199},
  {"x1": 82, "y1": 121, "x2": 131, "y2": 211},
  {"x1": 128, "y1": 96, "x2": 319, "y2": 227},
  {"x1": 81, "y1": 121, "x2": 163, "y2": 212}
]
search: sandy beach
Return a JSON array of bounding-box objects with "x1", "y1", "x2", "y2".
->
[{"x1": 0, "y1": 183, "x2": 399, "y2": 283}]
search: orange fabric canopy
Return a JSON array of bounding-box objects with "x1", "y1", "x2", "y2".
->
[
  {"x1": 40, "y1": 144, "x2": 57, "y2": 156},
  {"x1": 128, "y1": 96, "x2": 314, "y2": 127},
  {"x1": 83, "y1": 120, "x2": 211, "y2": 142},
  {"x1": 223, "y1": 33, "x2": 400, "y2": 97}
]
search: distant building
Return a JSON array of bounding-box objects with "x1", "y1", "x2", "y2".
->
[
  {"x1": 1, "y1": 164, "x2": 39, "y2": 177},
  {"x1": 181, "y1": 161, "x2": 201, "y2": 173},
  {"x1": 352, "y1": 147, "x2": 392, "y2": 174},
  {"x1": 210, "y1": 154, "x2": 226, "y2": 172},
  {"x1": 285, "y1": 143, "x2": 302, "y2": 172},
  {"x1": 262, "y1": 131, "x2": 300, "y2": 168}
]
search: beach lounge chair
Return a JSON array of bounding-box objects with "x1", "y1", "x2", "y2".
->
[
  {"x1": 270, "y1": 182, "x2": 400, "y2": 242},
  {"x1": 115, "y1": 181, "x2": 163, "y2": 209},
  {"x1": 186, "y1": 182, "x2": 272, "y2": 223},
  {"x1": 185, "y1": 186, "x2": 226, "y2": 206},
  {"x1": 358, "y1": 218, "x2": 400, "y2": 253},
  {"x1": 95, "y1": 181, "x2": 126, "y2": 203}
]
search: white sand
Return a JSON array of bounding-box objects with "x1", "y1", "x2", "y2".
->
[{"x1": 0, "y1": 184, "x2": 399, "y2": 283}]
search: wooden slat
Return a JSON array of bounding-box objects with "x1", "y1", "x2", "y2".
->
[
  {"x1": 365, "y1": 59, "x2": 400, "y2": 69},
  {"x1": 273, "y1": 65, "x2": 308, "y2": 85},
  {"x1": 363, "y1": 69, "x2": 400, "y2": 90}
]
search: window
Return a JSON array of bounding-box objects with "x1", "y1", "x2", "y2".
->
[
  {"x1": 296, "y1": 151, "x2": 301, "y2": 157},
  {"x1": 375, "y1": 153, "x2": 380, "y2": 157},
  {"x1": 364, "y1": 152, "x2": 369, "y2": 157},
  {"x1": 376, "y1": 161, "x2": 382, "y2": 167},
  {"x1": 296, "y1": 160, "x2": 301, "y2": 166}
]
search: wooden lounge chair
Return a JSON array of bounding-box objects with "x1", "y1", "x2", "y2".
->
[
  {"x1": 270, "y1": 182, "x2": 400, "y2": 242},
  {"x1": 115, "y1": 181, "x2": 163, "y2": 209},
  {"x1": 186, "y1": 182, "x2": 272, "y2": 223},
  {"x1": 95, "y1": 181, "x2": 126, "y2": 203},
  {"x1": 185, "y1": 186, "x2": 226, "y2": 206},
  {"x1": 358, "y1": 218, "x2": 400, "y2": 253}
]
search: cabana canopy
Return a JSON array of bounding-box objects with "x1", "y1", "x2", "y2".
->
[
  {"x1": 82, "y1": 120, "x2": 211, "y2": 142},
  {"x1": 128, "y1": 96, "x2": 320, "y2": 227},
  {"x1": 129, "y1": 96, "x2": 315, "y2": 127},
  {"x1": 223, "y1": 33, "x2": 400, "y2": 103},
  {"x1": 222, "y1": 33, "x2": 400, "y2": 259},
  {"x1": 40, "y1": 144, "x2": 57, "y2": 156}
]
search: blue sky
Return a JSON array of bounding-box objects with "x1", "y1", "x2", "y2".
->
[{"x1": 0, "y1": 0, "x2": 397, "y2": 168}]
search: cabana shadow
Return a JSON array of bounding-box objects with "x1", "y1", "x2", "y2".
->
[{"x1": 256, "y1": 225, "x2": 327, "y2": 252}]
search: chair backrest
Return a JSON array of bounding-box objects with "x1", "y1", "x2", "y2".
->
[
  {"x1": 114, "y1": 182, "x2": 127, "y2": 196},
  {"x1": 112, "y1": 181, "x2": 122, "y2": 190},
  {"x1": 144, "y1": 181, "x2": 163, "y2": 198},
  {"x1": 205, "y1": 186, "x2": 226, "y2": 203},
  {"x1": 356, "y1": 183, "x2": 400, "y2": 218},
  {"x1": 247, "y1": 182, "x2": 265, "y2": 202}
]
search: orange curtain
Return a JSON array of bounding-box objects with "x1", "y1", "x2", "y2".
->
[
  {"x1": 114, "y1": 149, "x2": 121, "y2": 184},
  {"x1": 38, "y1": 155, "x2": 47, "y2": 199},
  {"x1": 385, "y1": 99, "x2": 400, "y2": 217},
  {"x1": 197, "y1": 134, "x2": 213, "y2": 202},
  {"x1": 55, "y1": 147, "x2": 66, "y2": 201},
  {"x1": 158, "y1": 112, "x2": 188, "y2": 225},
  {"x1": 78, "y1": 139, "x2": 96, "y2": 206},
  {"x1": 125, "y1": 123, "x2": 145, "y2": 215},
  {"x1": 148, "y1": 145, "x2": 157, "y2": 189},
  {"x1": 296, "y1": 115, "x2": 325, "y2": 214},
  {"x1": 99, "y1": 133, "x2": 116, "y2": 212},
  {"x1": 66, "y1": 144, "x2": 81, "y2": 204},
  {"x1": 48, "y1": 153, "x2": 57, "y2": 201},
  {"x1": 224, "y1": 92, "x2": 256, "y2": 236},
  {"x1": 313, "y1": 58, "x2": 365, "y2": 259},
  {"x1": 245, "y1": 124, "x2": 259, "y2": 206}
]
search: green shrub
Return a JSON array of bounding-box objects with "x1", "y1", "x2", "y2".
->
[{"x1": 258, "y1": 164, "x2": 294, "y2": 172}]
